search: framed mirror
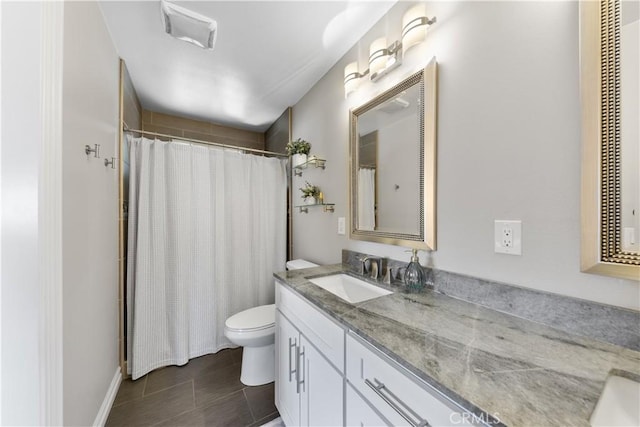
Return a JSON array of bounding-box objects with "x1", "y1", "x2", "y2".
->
[
  {"x1": 580, "y1": 0, "x2": 640, "y2": 280},
  {"x1": 349, "y1": 59, "x2": 437, "y2": 250}
]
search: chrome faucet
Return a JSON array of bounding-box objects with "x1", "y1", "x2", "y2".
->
[
  {"x1": 383, "y1": 266, "x2": 396, "y2": 285},
  {"x1": 359, "y1": 256, "x2": 382, "y2": 280}
]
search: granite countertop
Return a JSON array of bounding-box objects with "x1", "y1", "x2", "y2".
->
[{"x1": 274, "y1": 264, "x2": 640, "y2": 427}]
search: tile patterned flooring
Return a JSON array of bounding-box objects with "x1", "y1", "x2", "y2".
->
[{"x1": 107, "y1": 348, "x2": 279, "y2": 427}]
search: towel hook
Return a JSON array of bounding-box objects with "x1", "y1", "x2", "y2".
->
[
  {"x1": 104, "y1": 157, "x2": 116, "y2": 169},
  {"x1": 85, "y1": 144, "x2": 100, "y2": 158}
]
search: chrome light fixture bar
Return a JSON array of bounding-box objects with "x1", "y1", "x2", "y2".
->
[{"x1": 344, "y1": 5, "x2": 435, "y2": 97}]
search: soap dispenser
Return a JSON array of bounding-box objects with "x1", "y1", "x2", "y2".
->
[{"x1": 404, "y1": 249, "x2": 426, "y2": 293}]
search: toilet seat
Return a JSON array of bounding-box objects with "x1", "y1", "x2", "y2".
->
[{"x1": 225, "y1": 304, "x2": 275, "y2": 333}]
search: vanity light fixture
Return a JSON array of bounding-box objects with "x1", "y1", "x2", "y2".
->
[
  {"x1": 160, "y1": 0, "x2": 218, "y2": 50},
  {"x1": 369, "y1": 38, "x2": 402, "y2": 82},
  {"x1": 344, "y1": 62, "x2": 368, "y2": 98},
  {"x1": 343, "y1": 5, "x2": 436, "y2": 96},
  {"x1": 402, "y1": 4, "x2": 436, "y2": 55}
]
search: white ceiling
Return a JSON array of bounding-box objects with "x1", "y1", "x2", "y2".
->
[{"x1": 99, "y1": 1, "x2": 396, "y2": 132}]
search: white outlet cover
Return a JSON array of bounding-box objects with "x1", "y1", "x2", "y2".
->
[
  {"x1": 495, "y1": 220, "x2": 522, "y2": 255},
  {"x1": 338, "y1": 217, "x2": 346, "y2": 235}
]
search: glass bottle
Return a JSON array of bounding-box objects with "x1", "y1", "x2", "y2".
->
[{"x1": 403, "y1": 249, "x2": 425, "y2": 292}]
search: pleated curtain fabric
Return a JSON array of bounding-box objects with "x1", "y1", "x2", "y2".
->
[{"x1": 126, "y1": 136, "x2": 287, "y2": 379}]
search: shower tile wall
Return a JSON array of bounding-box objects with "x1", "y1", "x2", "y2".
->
[
  {"x1": 264, "y1": 108, "x2": 291, "y2": 154},
  {"x1": 141, "y1": 110, "x2": 266, "y2": 150}
]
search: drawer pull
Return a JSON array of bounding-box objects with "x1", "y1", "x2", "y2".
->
[
  {"x1": 289, "y1": 338, "x2": 297, "y2": 382},
  {"x1": 365, "y1": 378, "x2": 431, "y2": 427}
]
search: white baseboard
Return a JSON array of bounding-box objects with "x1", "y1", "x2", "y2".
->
[{"x1": 93, "y1": 367, "x2": 122, "y2": 427}]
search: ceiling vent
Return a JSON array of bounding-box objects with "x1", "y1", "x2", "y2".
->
[
  {"x1": 161, "y1": 1, "x2": 217, "y2": 50},
  {"x1": 379, "y1": 97, "x2": 410, "y2": 114}
]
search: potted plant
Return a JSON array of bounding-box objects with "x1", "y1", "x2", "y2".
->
[
  {"x1": 300, "y1": 181, "x2": 321, "y2": 205},
  {"x1": 286, "y1": 138, "x2": 311, "y2": 167}
]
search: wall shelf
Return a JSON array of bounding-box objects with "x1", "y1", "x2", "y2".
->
[
  {"x1": 293, "y1": 156, "x2": 326, "y2": 176},
  {"x1": 295, "y1": 203, "x2": 335, "y2": 214}
]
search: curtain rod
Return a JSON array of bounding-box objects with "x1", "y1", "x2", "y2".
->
[{"x1": 123, "y1": 127, "x2": 288, "y2": 158}]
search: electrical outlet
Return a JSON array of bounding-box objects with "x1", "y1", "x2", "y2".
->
[
  {"x1": 502, "y1": 227, "x2": 513, "y2": 247},
  {"x1": 495, "y1": 220, "x2": 522, "y2": 255}
]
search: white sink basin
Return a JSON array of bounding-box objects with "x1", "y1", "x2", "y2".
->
[
  {"x1": 590, "y1": 374, "x2": 640, "y2": 426},
  {"x1": 308, "y1": 274, "x2": 392, "y2": 304}
]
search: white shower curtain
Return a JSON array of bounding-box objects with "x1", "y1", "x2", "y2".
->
[
  {"x1": 358, "y1": 167, "x2": 376, "y2": 231},
  {"x1": 126, "y1": 136, "x2": 287, "y2": 379}
]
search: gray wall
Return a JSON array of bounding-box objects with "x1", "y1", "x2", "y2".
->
[
  {"x1": 291, "y1": 1, "x2": 640, "y2": 310},
  {"x1": 62, "y1": 2, "x2": 120, "y2": 425}
]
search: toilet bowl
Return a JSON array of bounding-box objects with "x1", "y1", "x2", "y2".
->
[
  {"x1": 224, "y1": 259, "x2": 318, "y2": 386},
  {"x1": 224, "y1": 304, "x2": 276, "y2": 386}
]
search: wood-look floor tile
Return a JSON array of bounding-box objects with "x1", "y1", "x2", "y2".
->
[
  {"x1": 145, "y1": 350, "x2": 234, "y2": 395},
  {"x1": 106, "y1": 381, "x2": 195, "y2": 427},
  {"x1": 113, "y1": 377, "x2": 147, "y2": 407},
  {"x1": 194, "y1": 363, "x2": 243, "y2": 407},
  {"x1": 229, "y1": 347, "x2": 243, "y2": 364},
  {"x1": 154, "y1": 389, "x2": 254, "y2": 427},
  {"x1": 244, "y1": 383, "x2": 276, "y2": 421}
]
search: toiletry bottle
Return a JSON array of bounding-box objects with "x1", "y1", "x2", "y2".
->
[{"x1": 404, "y1": 249, "x2": 425, "y2": 292}]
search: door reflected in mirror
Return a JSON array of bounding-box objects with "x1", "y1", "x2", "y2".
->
[
  {"x1": 620, "y1": 0, "x2": 639, "y2": 254},
  {"x1": 350, "y1": 59, "x2": 437, "y2": 250}
]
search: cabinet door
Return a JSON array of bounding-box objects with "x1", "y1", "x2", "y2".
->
[
  {"x1": 346, "y1": 383, "x2": 391, "y2": 427},
  {"x1": 276, "y1": 311, "x2": 300, "y2": 427},
  {"x1": 299, "y1": 336, "x2": 344, "y2": 427}
]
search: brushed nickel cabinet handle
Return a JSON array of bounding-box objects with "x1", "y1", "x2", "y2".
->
[
  {"x1": 298, "y1": 346, "x2": 306, "y2": 393},
  {"x1": 288, "y1": 337, "x2": 297, "y2": 382},
  {"x1": 295, "y1": 344, "x2": 301, "y2": 394},
  {"x1": 365, "y1": 378, "x2": 430, "y2": 427}
]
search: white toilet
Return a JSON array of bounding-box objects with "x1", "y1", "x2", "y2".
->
[{"x1": 224, "y1": 259, "x2": 318, "y2": 386}]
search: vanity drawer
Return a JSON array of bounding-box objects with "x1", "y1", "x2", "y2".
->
[
  {"x1": 346, "y1": 332, "x2": 479, "y2": 427},
  {"x1": 346, "y1": 382, "x2": 392, "y2": 427},
  {"x1": 276, "y1": 281, "x2": 345, "y2": 372}
]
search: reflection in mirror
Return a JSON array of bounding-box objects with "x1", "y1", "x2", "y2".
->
[
  {"x1": 350, "y1": 59, "x2": 437, "y2": 250},
  {"x1": 621, "y1": 0, "x2": 639, "y2": 254},
  {"x1": 357, "y1": 85, "x2": 421, "y2": 234},
  {"x1": 357, "y1": 130, "x2": 377, "y2": 231}
]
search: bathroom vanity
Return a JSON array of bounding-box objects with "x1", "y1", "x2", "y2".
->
[
  {"x1": 275, "y1": 279, "x2": 472, "y2": 427},
  {"x1": 274, "y1": 264, "x2": 640, "y2": 427}
]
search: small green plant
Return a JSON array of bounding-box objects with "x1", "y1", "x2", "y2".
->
[
  {"x1": 299, "y1": 181, "x2": 320, "y2": 200},
  {"x1": 286, "y1": 138, "x2": 311, "y2": 156}
]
